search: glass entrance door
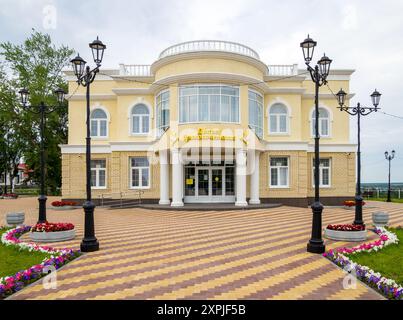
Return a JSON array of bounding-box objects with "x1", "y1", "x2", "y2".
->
[
  {"x1": 185, "y1": 164, "x2": 235, "y2": 203},
  {"x1": 197, "y1": 169, "x2": 209, "y2": 196},
  {"x1": 211, "y1": 168, "x2": 223, "y2": 196}
]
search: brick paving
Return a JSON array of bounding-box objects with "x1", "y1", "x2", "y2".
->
[{"x1": 1, "y1": 197, "x2": 402, "y2": 300}]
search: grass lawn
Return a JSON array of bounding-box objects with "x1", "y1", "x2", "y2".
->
[
  {"x1": 365, "y1": 198, "x2": 403, "y2": 203},
  {"x1": 0, "y1": 228, "x2": 51, "y2": 279},
  {"x1": 348, "y1": 227, "x2": 403, "y2": 286}
]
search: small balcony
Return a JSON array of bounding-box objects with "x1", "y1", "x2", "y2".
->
[
  {"x1": 158, "y1": 40, "x2": 260, "y2": 60},
  {"x1": 267, "y1": 64, "x2": 299, "y2": 76}
]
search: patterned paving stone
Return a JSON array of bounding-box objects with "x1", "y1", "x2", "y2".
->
[{"x1": 1, "y1": 197, "x2": 401, "y2": 300}]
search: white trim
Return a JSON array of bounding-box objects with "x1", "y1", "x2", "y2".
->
[
  {"x1": 267, "y1": 100, "x2": 291, "y2": 136},
  {"x1": 268, "y1": 156, "x2": 289, "y2": 188},
  {"x1": 309, "y1": 105, "x2": 333, "y2": 138},
  {"x1": 90, "y1": 159, "x2": 107, "y2": 189},
  {"x1": 265, "y1": 142, "x2": 357, "y2": 152},
  {"x1": 311, "y1": 158, "x2": 332, "y2": 188},
  {"x1": 129, "y1": 156, "x2": 151, "y2": 189},
  {"x1": 129, "y1": 102, "x2": 152, "y2": 136},
  {"x1": 68, "y1": 94, "x2": 116, "y2": 101},
  {"x1": 90, "y1": 105, "x2": 110, "y2": 139}
]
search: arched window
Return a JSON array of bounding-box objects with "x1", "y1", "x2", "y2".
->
[
  {"x1": 311, "y1": 107, "x2": 330, "y2": 137},
  {"x1": 269, "y1": 103, "x2": 288, "y2": 134},
  {"x1": 131, "y1": 104, "x2": 150, "y2": 134},
  {"x1": 90, "y1": 109, "x2": 108, "y2": 138}
]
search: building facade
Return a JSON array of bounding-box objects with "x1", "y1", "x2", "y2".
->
[{"x1": 61, "y1": 40, "x2": 356, "y2": 207}]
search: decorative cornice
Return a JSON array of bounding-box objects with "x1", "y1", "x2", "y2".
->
[
  {"x1": 302, "y1": 93, "x2": 355, "y2": 100},
  {"x1": 68, "y1": 94, "x2": 116, "y2": 101},
  {"x1": 112, "y1": 88, "x2": 153, "y2": 95},
  {"x1": 266, "y1": 87, "x2": 306, "y2": 94}
]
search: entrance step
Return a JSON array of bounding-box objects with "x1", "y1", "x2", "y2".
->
[{"x1": 134, "y1": 203, "x2": 282, "y2": 211}]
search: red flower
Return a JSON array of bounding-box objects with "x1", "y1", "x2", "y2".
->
[
  {"x1": 51, "y1": 200, "x2": 78, "y2": 207},
  {"x1": 326, "y1": 224, "x2": 365, "y2": 231},
  {"x1": 31, "y1": 222, "x2": 75, "y2": 232}
]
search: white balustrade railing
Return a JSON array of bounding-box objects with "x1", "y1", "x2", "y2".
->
[
  {"x1": 158, "y1": 40, "x2": 260, "y2": 60},
  {"x1": 267, "y1": 64, "x2": 299, "y2": 76},
  {"x1": 119, "y1": 64, "x2": 152, "y2": 76}
]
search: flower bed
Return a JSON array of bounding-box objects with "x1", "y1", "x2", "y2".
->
[
  {"x1": 51, "y1": 201, "x2": 78, "y2": 211},
  {"x1": 325, "y1": 224, "x2": 367, "y2": 241},
  {"x1": 2, "y1": 193, "x2": 18, "y2": 199},
  {"x1": 31, "y1": 222, "x2": 74, "y2": 233},
  {"x1": 51, "y1": 200, "x2": 78, "y2": 207},
  {"x1": 0, "y1": 226, "x2": 81, "y2": 299},
  {"x1": 30, "y1": 222, "x2": 75, "y2": 242},
  {"x1": 327, "y1": 224, "x2": 365, "y2": 231},
  {"x1": 324, "y1": 227, "x2": 402, "y2": 300},
  {"x1": 344, "y1": 200, "x2": 366, "y2": 207}
]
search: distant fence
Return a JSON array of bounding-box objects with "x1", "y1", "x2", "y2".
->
[{"x1": 361, "y1": 188, "x2": 402, "y2": 199}]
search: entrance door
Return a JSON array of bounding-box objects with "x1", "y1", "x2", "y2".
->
[
  {"x1": 211, "y1": 168, "x2": 223, "y2": 197},
  {"x1": 197, "y1": 169, "x2": 209, "y2": 197}
]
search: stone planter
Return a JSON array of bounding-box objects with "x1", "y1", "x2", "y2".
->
[
  {"x1": 51, "y1": 206, "x2": 75, "y2": 211},
  {"x1": 6, "y1": 212, "x2": 25, "y2": 226},
  {"x1": 372, "y1": 212, "x2": 389, "y2": 227},
  {"x1": 324, "y1": 228, "x2": 367, "y2": 242},
  {"x1": 30, "y1": 229, "x2": 76, "y2": 243}
]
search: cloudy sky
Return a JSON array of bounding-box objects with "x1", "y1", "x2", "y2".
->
[{"x1": 1, "y1": 0, "x2": 402, "y2": 183}]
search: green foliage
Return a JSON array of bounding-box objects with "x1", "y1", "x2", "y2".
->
[
  {"x1": 0, "y1": 228, "x2": 51, "y2": 278},
  {"x1": 0, "y1": 29, "x2": 74, "y2": 194},
  {"x1": 348, "y1": 227, "x2": 403, "y2": 286}
]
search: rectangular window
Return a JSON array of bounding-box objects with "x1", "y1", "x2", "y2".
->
[
  {"x1": 248, "y1": 91, "x2": 263, "y2": 139},
  {"x1": 269, "y1": 157, "x2": 289, "y2": 187},
  {"x1": 130, "y1": 157, "x2": 150, "y2": 188},
  {"x1": 179, "y1": 85, "x2": 239, "y2": 123},
  {"x1": 91, "y1": 159, "x2": 106, "y2": 188},
  {"x1": 312, "y1": 158, "x2": 331, "y2": 187}
]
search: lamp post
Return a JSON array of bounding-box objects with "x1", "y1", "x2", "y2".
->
[
  {"x1": 336, "y1": 88, "x2": 381, "y2": 225},
  {"x1": 70, "y1": 36, "x2": 106, "y2": 252},
  {"x1": 384, "y1": 150, "x2": 395, "y2": 202},
  {"x1": 300, "y1": 35, "x2": 332, "y2": 254},
  {"x1": 18, "y1": 87, "x2": 66, "y2": 223}
]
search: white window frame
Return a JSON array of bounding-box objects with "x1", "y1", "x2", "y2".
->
[
  {"x1": 269, "y1": 156, "x2": 289, "y2": 188},
  {"x1": 156, "y1": 89, "x2": 170, "y2": 137},
  {"x1": 311, "y1": 107, "x2": 330, "y2": 138},
  {"x1": 130, "y1": 157, "x2": 151, "y2": 189},
  {"x1": 248, "y1": 89, "x2": 264, "y2": 139},
  {"x1": 268, "y1": 103, "x2": 289, "y2": 135},
  {"x1": 312, "y1": 158, "x2": 331, "y2": 188},
  {"x1": 90, "y1": 109, "x2": 108, "y2": 139},
  {"x1": 131, "y1": 104, "x2": 150, "y2": 135},
  {"x1": 178, "y1": 84, "x2": 240, "y2": 124},
  {"x1": 91, "y1": 159, "x2": 107, "y2": 189}
]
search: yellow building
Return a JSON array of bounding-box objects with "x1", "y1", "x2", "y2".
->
[{"x1": 61, "y1": 40, "x2": 356, "y2": 207}]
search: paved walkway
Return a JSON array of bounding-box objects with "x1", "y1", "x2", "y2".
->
[{"x1": 1, "y1": 197, "x2": 402, "y2": 300}]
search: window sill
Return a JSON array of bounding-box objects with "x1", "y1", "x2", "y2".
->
[
  {"x1": 130, "y1": 133, "x2": 150, "y2": 137},
  {"x1": 91, "y1": 187, "x2": 107, "y2": 190},
  {"x1": 130, "y1": 186, "x2": 151, "y2": 190},
  {"x1": 269, "y1": 186, "x2": 290, "y2": 189},
  {"x1": 91, "y1": 137, "x2": 109, "y2": 140},
  {"x1": 268, "y1": 132, "x2": 290, "y2": 136}
]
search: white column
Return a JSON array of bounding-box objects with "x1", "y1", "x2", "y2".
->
[
  {"x1": 235, "y1": 149, "x2": 248, "y2": 206},
  {"x1": 249, "y1": 151, "x2": 261, "y2": 204},
  {"x1": 159, "y1": 150, "x2": 170, "y2": 205},
  {"x1": 171, "y1": 148, "x2": 184, "y2": 207}
]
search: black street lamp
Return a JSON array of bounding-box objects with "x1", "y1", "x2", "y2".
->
[
  {"x1": 385, "y1": 150, "x2": 395, "y2": 202},
  {"x1": 300, "y1": 35, "x2": 332, "y2": 254},
  {"x1": 336, "y1": 88, "x2": 381, "y2": 225},
  {"x1": 70, "y1": 36, "x2": 106, "y2": 252},
  {"x1": 19, "y1": 87, "x2": 66, "y2": 223}
]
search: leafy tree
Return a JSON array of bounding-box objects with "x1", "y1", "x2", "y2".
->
[{"x1": 0, "y1": 29, "x2": 74, "y2": 194}]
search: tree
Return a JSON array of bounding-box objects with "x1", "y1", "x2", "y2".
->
[{"x1": 0, "y1": 29, "x2": 74, "y2": 194}]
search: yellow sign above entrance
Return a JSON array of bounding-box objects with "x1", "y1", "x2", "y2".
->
[{"x1": 183, "y1": 128, "x2": 236, "y2": 143}]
